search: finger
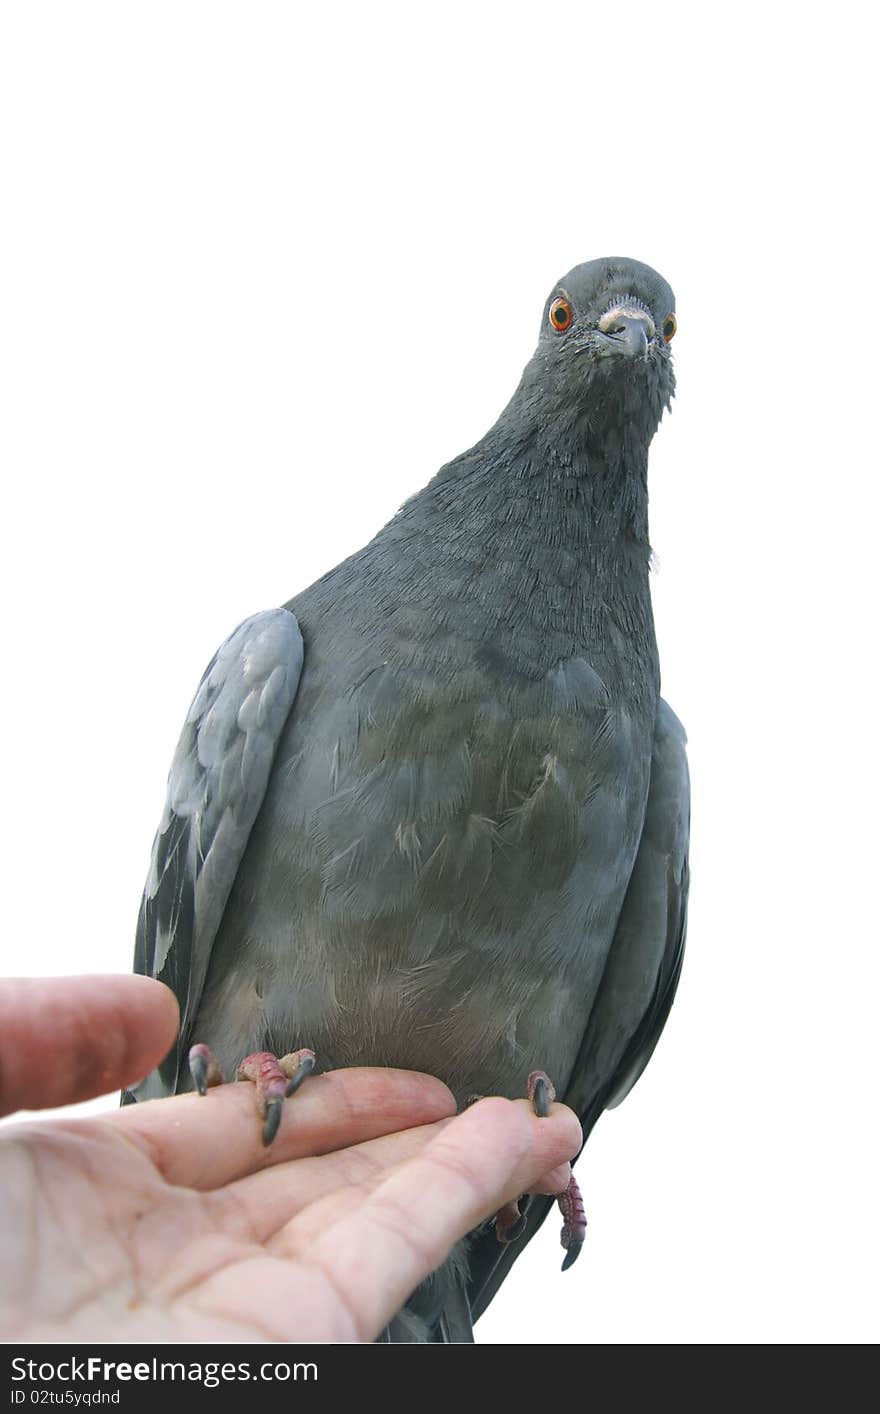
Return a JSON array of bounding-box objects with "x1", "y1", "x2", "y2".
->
[
  {"x1": 273, "y1": 1095, "x2": 583, "y2": 1340},
  {"x1": 209, "y1": 1114, "x2": 457, "y2": 1242},
  {"x1": 0, "y1": 975, "x2": 179, "y2": 1118},
  {"x1": 216, "y1": 1122, "x2": 574, "y2": 1247},
  {"x1": 531, "y1": 1161, "x2": 574, "y2": 1195},
  {"x1": 117, "y1": 1067, "x2": 457, "y2": 1188}
]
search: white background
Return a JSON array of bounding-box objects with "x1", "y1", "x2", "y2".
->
[{"x1": 1, "y1": 2, "x2": 876, "y2": 1344}]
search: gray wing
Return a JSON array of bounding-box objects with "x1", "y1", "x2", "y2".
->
[
  {"x1": 124, "y1": 609, "x2": 304, "y2": 1102},
  {"x1": 469, "y1": 697, "x2": 690, "y2": 1321},
  {"x1": 565, "y1": 698, "x2": 690, "y2": 1123}
]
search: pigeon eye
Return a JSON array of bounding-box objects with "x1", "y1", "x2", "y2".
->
[
  {"x1": 549, "y1": 297, "x2": 573, "y2": 333},
  {"x1": 662, "y1": 313, "x2": 677, "y2": 343}
]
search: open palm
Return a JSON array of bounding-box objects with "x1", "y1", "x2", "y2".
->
[{"x1": 0, "y1": 976, "x2": 580, "y2": 1343}]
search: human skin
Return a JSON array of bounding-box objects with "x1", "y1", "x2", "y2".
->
[{"x1": 0, "y1": 975, "x2": 581, "y2": 1342}]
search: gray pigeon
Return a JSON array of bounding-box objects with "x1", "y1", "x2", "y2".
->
[{"x1": 125, "y1": 255, "x2": 690, "y2": 1342}]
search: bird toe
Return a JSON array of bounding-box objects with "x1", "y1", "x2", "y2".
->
[
  {"x1": 188, "y1": 1042, "x2": 223, "y2": 1095},
  {"x1": 526, "y1": 1069, "x2": 557, "y2": 1117},
  {"x1": 235, "y1": 1048, "x2": 318, "y2": 1146}
]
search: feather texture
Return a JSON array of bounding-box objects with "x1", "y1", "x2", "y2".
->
[
  {"x1": 129, "y1": 256, "x2": 690, "y2": 1341},
  {"x1": 126, "y1": 609, "x2": 303, "y2": 1100}
]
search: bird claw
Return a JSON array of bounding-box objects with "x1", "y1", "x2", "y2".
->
[
  {"x1": 188, "y1": 1043, "x2": 224, "y2": 1095},
  {"x1": 188, "y1": 1044, "x2": 316, "y2": 1147},
  {"x1": 558, "y1": 1172, "x2": 587, "y2": 1271},
  {"x1": 495, "y1": 1196, "x2": 530, "y2": 1244},
  {"x1": 561, "y1": 1239, "x2": 584, "y2": 1272},
  {"x1": 235, "y1": 1049, "x2": 317, "y2": 1147},
  {"x1": 525, "y1": 1069, "x2": 586, "y2": 1268},
  {"x1": 527, "y1": 1068, "x2": 556, "y2": 1118},
  {"x1": 470, "y1": 1073, "x2": 586, "y2": 1267},
  {"x1": 283, "y1": 1049, "x2": 316, "y2": 1097},
  {"x1": 261, "y1": 1094, "x2": 283, "y2": 1146}
]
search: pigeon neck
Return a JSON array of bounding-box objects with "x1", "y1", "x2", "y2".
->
[
  {"x1": 434, "y1": 413, "x2": 654, "y2": 556},
  {"x1": 489, "y1": 386, "x2": 656, "y2": 509},
  {"x1": 371, "y1": 422, "x2": 659, "y2": 688}
]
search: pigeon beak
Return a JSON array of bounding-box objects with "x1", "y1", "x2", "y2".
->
[{"x1": 601, "y1": 315, "x2": 652, "y2": 358}]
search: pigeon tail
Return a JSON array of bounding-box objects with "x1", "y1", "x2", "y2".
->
[{"x1": 381, "y1": 1280, "x2": 474, "y2": 1343}]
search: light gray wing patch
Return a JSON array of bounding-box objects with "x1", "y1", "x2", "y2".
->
[{"x1": 128, "y1": 609, "x2": 304, "y2": 1100}]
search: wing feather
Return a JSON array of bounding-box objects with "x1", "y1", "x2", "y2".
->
[
  {"x1": 469, "y1": 697, "x2": 690, "y2": 1322},
  {"x1": 126, "y1": 609, "x2": 304, "y2": 1101}
]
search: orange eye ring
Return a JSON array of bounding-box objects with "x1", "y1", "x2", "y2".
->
[
  {"x1": 549, "y1": 297, "x2": 573, "y2": 332},
  {"x1": 662, "y1": 313, "x2": 677, "y2": 343}
]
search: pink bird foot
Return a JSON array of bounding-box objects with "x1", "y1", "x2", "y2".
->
[
  {"x1": 526, "y1": 1068, "x2": 587, "y2": 1270},
  {"x1": 188, "y1": 1043, "x2": 316, "y2": 1146},
  {"x1": 467, "y1": 1072, "x2": 587, "y2": 1267},
  {"x1": 558, "y1": 1171, "x2": 587, "y2": 1271},
  {"x1": 495, "y1": 1197, "x2": 529, "y2": 1244}
]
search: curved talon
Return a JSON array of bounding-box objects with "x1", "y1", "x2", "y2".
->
[
  {"x1": 495, "y1": 1192, "x2": 533, "y2": 1244},
  {"x1": 282, "y1": 1050, "x2": 316, "y2": 1097},
  {"x1": 263, "y1": 1096, "x2": 283, "y2": 1147},
  {"x1": 561, "y1": 1238, "x2": 583, "y2": 1272},
  {"x1": 527, "y1": 1070, "x2": 556, "y2": 1118},
  {"x1": 188, "y1": 1043, "x2": 223, "y2": 1096},
  {"x1": 495, "y1": 1197, "x2": 528, "y2": 1245},
  {"x1": 190, "y1": 1052, "x2": 209, "y2": 1097},
  {"x1": 506, "y1": 1211, "x2": 529, "y2": 1243},
  {"x1": 232, "y1": 1048, "x2": 317, "y2": 1146}
]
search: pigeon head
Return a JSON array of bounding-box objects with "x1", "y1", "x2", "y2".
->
[
  {"x1": 509, "y1": 256, "x2": 676, "y2": 456},
  {"x1": 540, "y1": 256, "x2": 676, "y2": 366}
]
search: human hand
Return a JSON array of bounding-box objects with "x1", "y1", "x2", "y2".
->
[{"x1": 0, "y1": 975, "x2": 581, "y2": 1342}]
